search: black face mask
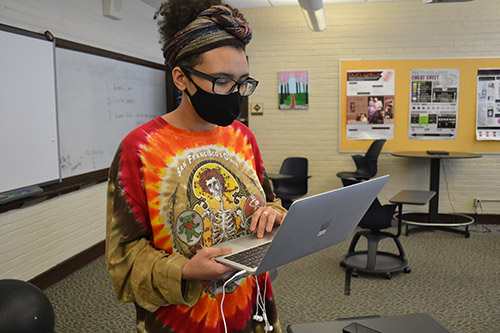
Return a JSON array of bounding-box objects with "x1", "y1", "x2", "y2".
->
[{"x1": 184, "y1": 81, "x2": 242, "y2": 127}]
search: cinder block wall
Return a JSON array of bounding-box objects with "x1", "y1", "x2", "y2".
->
[
  {"x1": 242, "y1": 0, "x2": 500, "y2": 213},
  {"x1": 1, "y1": 0, "x2": 499, "y2": 281},
  {"x1": 0, "y1": 185, "x2": 106, "y2": 281}
]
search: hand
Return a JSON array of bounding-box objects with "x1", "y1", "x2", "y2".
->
[
  {"x1": 250, "y1": 207, "x2": 287, "y2": 239},
  {"x1": 182, "y1": 247, "x2": 236, "y2": 281}
]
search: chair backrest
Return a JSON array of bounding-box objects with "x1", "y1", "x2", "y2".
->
[
  {"x1": 280, "y1": 157, "x2": 308, "y2": 179},
  {"x1": 358, "y1": 198, "x2": 397, "y2": 232},
  {"x1": 364, "y1": 139, "x2": 386, "y2": 177},
  {"x1": 275, "y1": 157, "x2": 309, "y2": 196}
]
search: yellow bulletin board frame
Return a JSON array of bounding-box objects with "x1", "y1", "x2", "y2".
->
[{"x1": 339, "y1": 58, "x2": 500, "y2": 153}]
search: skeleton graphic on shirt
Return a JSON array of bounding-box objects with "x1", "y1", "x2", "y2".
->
[{"x1": 196, "y1": 165, "x2": 246, "y2": 244}]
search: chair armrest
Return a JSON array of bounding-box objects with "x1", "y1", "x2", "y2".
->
[
  {"x1": 351, "y1": 155, "x2": 367, "y2": 168},
  {"x1": 351, "y1": 155, "x2": 371, "y2": 178}
]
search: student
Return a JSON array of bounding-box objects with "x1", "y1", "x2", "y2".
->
[
  {"x1": 367, "y1": 97, "x2": 376, "y2": 124},
  {"x1": 105, "y1": 1, "x2": 287, "y2": 332}
]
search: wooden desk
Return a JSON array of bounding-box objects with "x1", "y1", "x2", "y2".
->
[{"x1": 391, "y1": 151, "x2": 480, "y2": 237}]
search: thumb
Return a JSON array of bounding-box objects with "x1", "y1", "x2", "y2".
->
[{"x1": 206, "y1": 246, "x2": 232, "y2": 257}]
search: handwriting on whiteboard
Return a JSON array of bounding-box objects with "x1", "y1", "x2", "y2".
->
[
  {"x1": 60, "y1": 155, "x2": 82, "y2": 173},
  {"x1": 107, "y1": 111, "x2": 157, "y2": 123},
  {"x1": 60, "y1": 149, "x2": 104, "y2": 173}
]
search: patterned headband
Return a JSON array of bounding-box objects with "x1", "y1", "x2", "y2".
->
[{"x1": 163, "y1": 5, "x2": 252, "y2": 68}]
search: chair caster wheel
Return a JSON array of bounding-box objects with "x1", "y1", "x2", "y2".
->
[
  {"x1": 404, "y1": 267, "x2": 411, "y2": 273},
  {"x1": 384, "y1": 273, "x2": 392, "y2": 280},
  {"x1": 340, "y1": 262, "x2": 346, "y2": 268},
  {"x1": 352, "y1": 271, "x2": 358, "y2": 278}
]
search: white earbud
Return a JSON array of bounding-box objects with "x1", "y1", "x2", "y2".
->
[{"x1": 253, "y1": 314, "x2": 263, "y2": 322}]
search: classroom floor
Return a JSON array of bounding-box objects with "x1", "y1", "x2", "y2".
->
[{"x1": 45, "y1": 224, "x2": 500, "y2": 332}]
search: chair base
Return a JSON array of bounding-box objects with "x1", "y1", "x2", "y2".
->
[
  {"x1": 342, "y1": 251, "x2": 408, "y2": 275},
  {"x1": 340, "y1": 230, "x2": 410, "y2": 295}
]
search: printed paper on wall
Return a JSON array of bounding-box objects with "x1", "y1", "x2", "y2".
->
[{"x1": 346, "y1": 70, "x2": 395, "y2": 140}]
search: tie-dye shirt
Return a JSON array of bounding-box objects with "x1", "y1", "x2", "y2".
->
[{"x1": 106, "y1": 117, "x2": 285, "y2": 333}]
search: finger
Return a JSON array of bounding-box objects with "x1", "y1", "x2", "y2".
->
[
  {"x1": 250, "y1": 208, "x2": 265, "y2": 231},
  {"x1": 265, "y1": 210, "x2": 277, "y2": 232},
  {"x1": 256, "y1": 210, "x2": 270, "y2": 238},
  {"x1": 275, "y1": 212, "x2": 287, "y2": 226}
]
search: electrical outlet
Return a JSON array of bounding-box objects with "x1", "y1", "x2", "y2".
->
[{"x1": 474, "y1": 198, "x2": 500, "y2": 204}]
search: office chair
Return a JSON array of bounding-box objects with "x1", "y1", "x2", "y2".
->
[
  {"x1": 0, "y1": 279, "x2": 55, "y2": 333},
  {"x1": 270, "y1": 157, "x2": 309, "y2": 209},
  {"x1": 340, "y1": 198, "x2": 410, "y2": 295},
  {"x1": 336, "y1": 139, "x2": 386, "y2": 186}
]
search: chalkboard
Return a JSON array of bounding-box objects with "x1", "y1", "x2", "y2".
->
[
  {"x1": 0, "y1": 28, "x2": 60, "y2": 193},
  {"x1": 55, "y1": 46, "x2": 167, "y2": 178}
]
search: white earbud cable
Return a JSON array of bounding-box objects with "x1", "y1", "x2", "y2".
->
[
  {"x1": 252, "y1": 272, "x2": 272, "y2": 332},
  {"x1": 221, "y1": 270, "x2": 247, "y2": 333}
]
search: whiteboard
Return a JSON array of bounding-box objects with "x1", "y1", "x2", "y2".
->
[
  {"x1": 55, "y1": 48, "x2": 166, "y2": 178},
  {"x1": 0, "y1": 29, "x2": 59, "y2": 193}
]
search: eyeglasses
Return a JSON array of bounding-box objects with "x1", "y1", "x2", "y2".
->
[{"x1": 180, "y1": 66, "x2": 259, "y2": 97}]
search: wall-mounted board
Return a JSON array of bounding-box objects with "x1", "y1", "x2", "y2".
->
[
  {"x1": 0, "y1": 28, "x2": 59, "y2": 193},
  {"x1": 55, "y1": 47, "x2": 166, "y2": 178},
  {"x1": 0, "y1": 24, "x2": 167, "y2": 196},
  {"x1": 340, "y1": 58, "x2": 500, "y2": 153}
]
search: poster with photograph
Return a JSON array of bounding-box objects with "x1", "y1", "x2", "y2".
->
[
  {"x1": 346, "y1": 70, "x2": 395, "y2": 140},
  {"x1": 409, "y1": 69, "x2": 459, "y2": 140},
  {"x1": 278, "y1": 71, "x2": 309, "y2": 110},
  {"x1": 476, "y1": 69, "x2": 500, "y2": 140}
]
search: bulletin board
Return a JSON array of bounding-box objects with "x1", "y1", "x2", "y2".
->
[{"x1": 339, "y1": 58, "x2": 500, "y2": 153}]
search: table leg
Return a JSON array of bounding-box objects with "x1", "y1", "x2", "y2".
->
[
  {"x1": 429, "y1": 158, "x2": 440, "y2": 222},
  {"x1": 396, "y1": 203, "x2": 403, "y2": 237},
  {"x1": 344, "y1": 268, "x2": 352, "y2": 296}
]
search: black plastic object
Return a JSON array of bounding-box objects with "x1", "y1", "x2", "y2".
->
[
  {"x1": 0, "y1": 279, "x2": 55, "y2": 333},
  {"x1": 337, "y1": 139, "x2": 386, "y2": 186},
  {"x1": 271, "y1": 157, "x2": 309, "y2": 209},
  {"x1": 426, "y1": 150, "x2": 449, "y2": 155}
]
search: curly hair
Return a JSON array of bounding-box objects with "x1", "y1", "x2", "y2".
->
[
  {"x1": 197, "y1": 168, "x2": 226, "y2": 195},
  {"x1": 154, "y1": 0, "x2": 248, "y2": 68}
]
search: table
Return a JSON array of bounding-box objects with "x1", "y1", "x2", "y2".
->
[
  {"x1": 266, "y1": 172, "x2": 293, "y2": 180},
  {"x1": 287, "y1": 313, "x2": 450, "y2": 333},
  {"x1": 390, "y1": 190, "x2": 436, "y2": 237},
  {"x1": 391, "y1": 151, "x2": 481, "y2": 237}
]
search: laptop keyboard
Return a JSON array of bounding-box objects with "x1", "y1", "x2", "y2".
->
[{"x1": 225, "y1": 242, "x2": 271, "y2": 268}]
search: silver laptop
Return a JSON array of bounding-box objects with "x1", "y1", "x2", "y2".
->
[{"x1": 214, "y1": 175, "x2": 389, "y2": 275}]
